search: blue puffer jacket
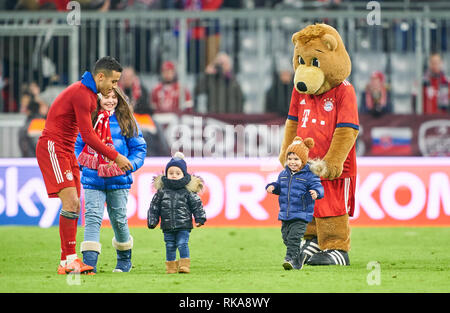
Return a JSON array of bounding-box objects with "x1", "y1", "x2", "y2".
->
[
  {"x1": 266, "y1": 164, "x2": 324, "y2": 223},
  {"x1": 74, "y1": 114, "x2": 147, "y2": 190}
]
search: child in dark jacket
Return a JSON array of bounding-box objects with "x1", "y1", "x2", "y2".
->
[
  {"x1": 147, "y1": 152, "x2": 206, "y2": 274},
  {"x1": 266, "y1": 137, "x2": 324, "y2": 270}
]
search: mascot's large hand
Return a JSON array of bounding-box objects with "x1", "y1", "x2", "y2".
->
[{"x1": 309, "y1": 127, "x2": 358, "y2": 180}]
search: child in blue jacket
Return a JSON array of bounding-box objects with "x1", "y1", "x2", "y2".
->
[
  {"x1": 266, "y1": 137, "x2": 324, "y2": 270},
  {"x1": 75, "y1": 87, "x2": 147, "y2": 273}
]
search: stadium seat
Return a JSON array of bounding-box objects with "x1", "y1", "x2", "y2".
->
[
  {"x1": 350, "y1": 52, "x2": 388, "y2": 109},
  {"x1": 390, "y1": 52, "x2": 416, "y2": 113}
]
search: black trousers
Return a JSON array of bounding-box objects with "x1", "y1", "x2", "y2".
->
[{"x1": 281, "y1": 219, "x2": 307, "y2": 261}]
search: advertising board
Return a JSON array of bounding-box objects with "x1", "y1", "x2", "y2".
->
[{"x1": 0, "y1": 157, "x2": 449, "y2": 227}]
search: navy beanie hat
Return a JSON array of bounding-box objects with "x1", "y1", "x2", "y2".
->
[{"x1": 165, "y1": 152, "x2": 187, "y2": 176}]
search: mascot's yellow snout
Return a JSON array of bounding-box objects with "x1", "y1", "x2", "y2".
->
[{"x1": 293, "y1": 63, "x2": 325, "y2": 94}]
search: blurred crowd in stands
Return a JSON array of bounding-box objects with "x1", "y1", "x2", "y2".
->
[{"x1": 2, "y1": 0, "x2": 349, "y2": 11}]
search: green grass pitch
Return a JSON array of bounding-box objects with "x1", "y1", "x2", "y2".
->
[{"x1": 0, "y1": 226, "x2": 449, "y2": 293}]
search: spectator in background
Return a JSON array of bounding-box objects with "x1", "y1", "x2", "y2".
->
[
  {"x1": 422, "y1": 53, "x2": 449, "y2": 114},
  {"x1": 361, "y1": 71, "x2": 391, "y2": 117},
  {"x1": 194, "y1": 52, "x2": 244, "y2": 113},
  {"x1": 15, "y1": 0, "x2": 69, "y2": 10},
  {"x1": 265, "y1": 64, "x2": 294, "y2": 117},
  {"x1": 117, "y1": 66, "x2": 171, "y2": 156},
  {"x1": 19, "y1": 82, "x2": 49, "y2": 117},
  {"x1": 0, "y1": 63, "x2": 4, "y2": 111},
  {"x1": 118, "y1": 66, "x2": 150, "y2": 114},
  {"x1": 90, "y1": 0, "x2": 164, "y2": 11},
  {"x1": 1, "y1": 68, "x2": 18, "y2": 113},
  {"x1": 18, "y1": 82, "x2": 48, "y2": 157},
  {"x1": 1, "y1": 0, "x2": 17, "y2": 10},
  {"x1": 151, "y1": 61, "x2": 193, "y2": 113},
  {"x1": 179, "y1": 0, "x2": 223, "y2": 73}
]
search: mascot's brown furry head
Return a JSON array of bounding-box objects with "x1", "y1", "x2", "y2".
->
[{"x1": 291, "y1": 23, "x2": 351, "y2": 95}]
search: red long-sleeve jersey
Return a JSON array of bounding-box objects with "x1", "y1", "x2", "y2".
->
[{"x1": 41, "y1": 81, "x2": 119, "y2": 161}]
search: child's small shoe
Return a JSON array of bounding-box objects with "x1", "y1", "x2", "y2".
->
[
  {"x1": 165, "y1": 260, "x2": 178, "y2": 274},
  {"x1": 113, "y1": 249, "x2": 132, "y2": 272},
  {"x1": 81, "y1": 241, "x2": 101, "y2": 273},
  {"x1": 178, "y1": 258, "x2": 190, "y2": 273},
  {"x1": 112, "y1": 237, "x2": 133, "y2": 272},
  {"x1": 282, "y1": 259, "x2": 294, "y2": 270}
]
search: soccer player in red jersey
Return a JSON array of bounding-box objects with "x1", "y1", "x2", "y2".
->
[{"x1": 36, "y1": 56, "x2": 133, "y2": 274}]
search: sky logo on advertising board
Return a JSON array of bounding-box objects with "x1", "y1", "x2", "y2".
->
[
  {"x1": 370, "y1": 127, "x2": 412, "y2": 156},
  {"x1": 0, "y1": 165, "x2": 61, "y2": 227}
]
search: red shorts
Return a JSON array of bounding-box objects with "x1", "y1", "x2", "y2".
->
[
  {"x1": 313, "y1": 176, "x2": 356, "y2": 218},
  {"x1": 36, "y1": 138, "x2": 80, "y2": 198}
]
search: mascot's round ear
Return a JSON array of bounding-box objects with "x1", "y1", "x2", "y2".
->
[
  {"x1": 292, "y1": 31, "x2": 301, "y2": 45},
  {"x1": 322, "y1": 33, "x2": 338, "y2": 51}
]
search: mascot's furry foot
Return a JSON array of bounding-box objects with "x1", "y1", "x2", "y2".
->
[
  {"x1": 298, "y1": 237, "x2": 321, "y2": 265},
  {"x1": 307, "y1": 250, "x2": 350, "y2": 266}
]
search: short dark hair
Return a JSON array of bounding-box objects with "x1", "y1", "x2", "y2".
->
[{"x1": 93, "y1": 56, "x2": 122, "y2": 76}]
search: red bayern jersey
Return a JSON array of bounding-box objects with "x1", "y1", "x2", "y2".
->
[
  {"x1": 287, "y1": 80, "x2": 359, "y2": 178},
  {"x1": 151, "y1": 82, "x2": 193, "y2": 113},
  {"x1": 40, "y1": 81, "x2": 118, "y2": 161}
]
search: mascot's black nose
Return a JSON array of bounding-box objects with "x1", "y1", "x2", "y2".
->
[{"x1": 297, "y1": 82, "x2": 307, "y2": 92}]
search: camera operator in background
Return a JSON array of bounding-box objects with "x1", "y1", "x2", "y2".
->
[{"x1": 194, "y1": 52, "x2": 244, "y2": 114}]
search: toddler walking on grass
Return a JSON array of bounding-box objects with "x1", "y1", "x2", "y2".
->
[
  {"x1": 266, "y1": 137, "x2": 324, "y2": 270},
  {"x1": 147, "y1": 152, "x2": 206, "y2": 273}
]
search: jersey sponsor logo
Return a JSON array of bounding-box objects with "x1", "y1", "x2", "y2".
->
[
  {"x1": 300, "y1": 99, "x2": 306, "y2": 105},
  {"x1": 300, "y1": 109, "x2": 311, "y2": 128}
]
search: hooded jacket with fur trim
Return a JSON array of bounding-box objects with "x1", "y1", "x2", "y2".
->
[
  {"x1": 266, "y1": 163, "x2": 324, "y2": 223},
  {"x1": 147, "y1": 174, "x2": 206, "y2": 231}
]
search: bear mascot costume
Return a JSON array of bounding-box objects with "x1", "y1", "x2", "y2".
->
[{"x1": 279, "y1": 23, "x2": 359, "y2": 266}]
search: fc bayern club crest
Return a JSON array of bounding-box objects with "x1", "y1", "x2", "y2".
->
[
  {"x1": 64, "y1": 170, "x2": 73, "y2": 181},
  {"x1": 323, "y1": 98, "x2": 334, "y2": 112}
]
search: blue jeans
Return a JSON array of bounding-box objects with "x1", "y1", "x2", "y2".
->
[
  {"x1": 84, "y1": 189, "x2": 130, "y2": 244},
  {"x1": 163, "y1": 230, "x2": 191, "y2": 261}
]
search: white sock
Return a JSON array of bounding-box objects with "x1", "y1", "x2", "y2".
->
[
  {"x1": 60, "y1": 260, "x2": 66, "y2": 266},
  {"x1": 66, "y1": 253, "x2": 78, "y2": 264}
]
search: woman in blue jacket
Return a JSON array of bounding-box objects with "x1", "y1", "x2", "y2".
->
[
  {"x1": 266, "y1": 137, "x2": 324, "y2": 270},
  {"x1": 75, "y1": 87, "x2": 147, "y2": 273}
]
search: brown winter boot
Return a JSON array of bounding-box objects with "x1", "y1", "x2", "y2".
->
[
  {"x1": 165, "y1": 260, "x2": 178, "y2": 274},
  {"x1": 178, "y1": 258, "x2": 190, "y2": 273}
]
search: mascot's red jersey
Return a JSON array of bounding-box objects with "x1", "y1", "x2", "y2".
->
[{"x1": 287, "y1": 80, "x2": 359, "y2": 179}]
